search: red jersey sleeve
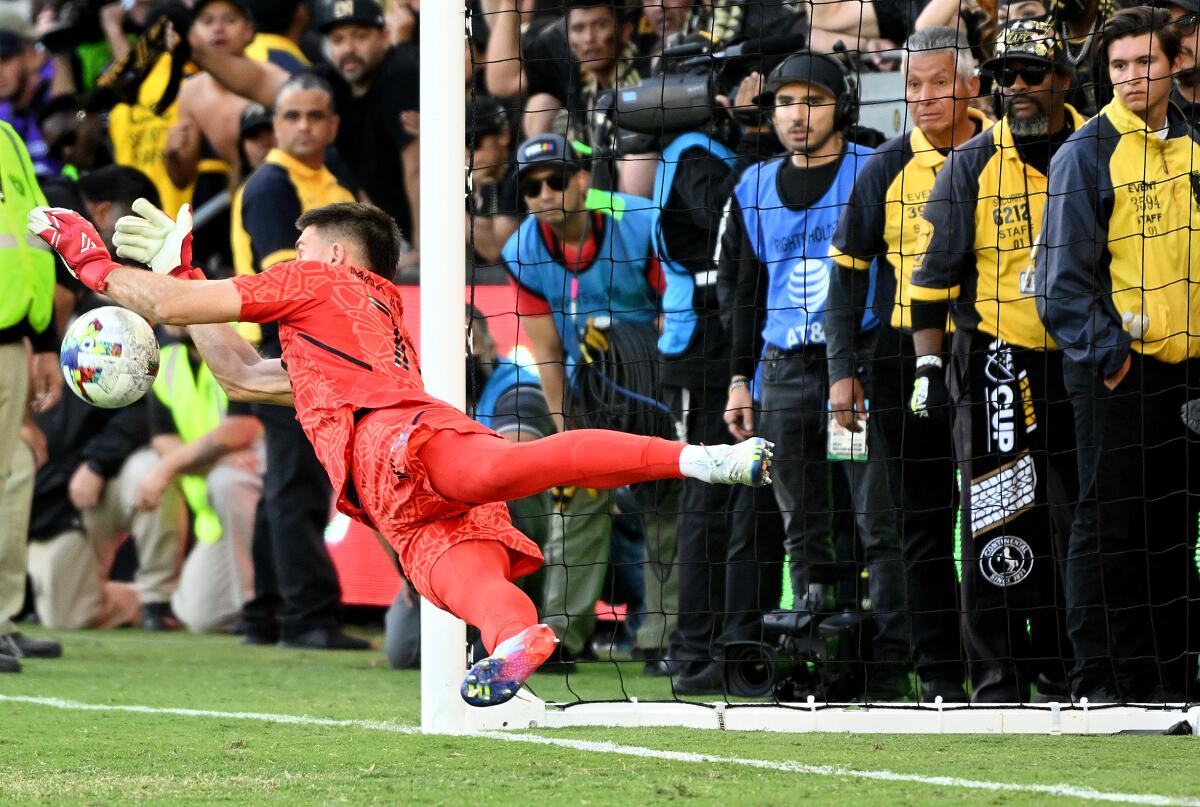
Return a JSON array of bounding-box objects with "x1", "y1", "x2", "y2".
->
[{"x1": 232, "y1": 261, "x2": 329, "y2": 323}]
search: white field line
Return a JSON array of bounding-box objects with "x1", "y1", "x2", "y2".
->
[{"x1": 2, "y1": 694, "x2": 1197, "y2": 807}]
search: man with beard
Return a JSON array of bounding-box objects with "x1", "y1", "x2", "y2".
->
[
  {"x1": 1037, "y1": 6, "x2": 1200, "y2": 702},
  {"x1": 186, "y1": 0, "x2": 421, "y2": 263},
  {"x1": 826, "y1": 27, "x2": 988, "y2": 704},
  {"x1": 721, "y1": 51, "x2": 910, "y2": 701},
  {"x1": 1150, "y1": 0, "x2": 1200, "y2": 120},
  {"x1": 908, "y1": 19, "x2": 1082, "y2": 703}
]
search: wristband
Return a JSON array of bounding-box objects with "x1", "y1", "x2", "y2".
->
[
  {"x1": 915, "y1": 355, "x2": 944, "y2": 372},
  {"x1": 729, "y1": 378, "x2": 752, "y2": 392}
]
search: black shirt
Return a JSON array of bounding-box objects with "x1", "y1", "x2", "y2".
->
[{"x1": 317, "y1": 44, "x2": 419, "y2": 239}]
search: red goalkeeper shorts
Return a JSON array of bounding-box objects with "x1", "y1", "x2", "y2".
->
[{"x1": 349, "y1": 404, "x2": 543, "y2": 608}]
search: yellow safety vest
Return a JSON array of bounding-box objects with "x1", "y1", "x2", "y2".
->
[
  {"x1": 0, "y1": 121, "x2": 54, "y2": 332},
  {"x1": 151, "y1": 343, "x2": 228, "y2": 543}
]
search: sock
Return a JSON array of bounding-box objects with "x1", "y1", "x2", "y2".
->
[{"x1": 679, "y1": 444, "x2": 720, "y2": 483}]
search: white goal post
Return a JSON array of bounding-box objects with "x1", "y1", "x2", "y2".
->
[{"x1": 417, "y1": 2, "x2": 1198, "y2": 738}]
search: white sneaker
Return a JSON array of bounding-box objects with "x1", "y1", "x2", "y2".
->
[{"x1": 703, "y1": 437, "x2": 774, "y2": 487}]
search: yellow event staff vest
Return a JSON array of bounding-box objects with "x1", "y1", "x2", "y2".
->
[
  {"x1": 0, "y1": 121, "x2": 54, "y2": 332},
  {"x1": 151, "y1": 344, "x2": 228, "y2": 544}
]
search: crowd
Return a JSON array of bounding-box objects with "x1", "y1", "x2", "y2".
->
[{"x1": 0, "y1": 0, "x2": 1198, "y2": 706}]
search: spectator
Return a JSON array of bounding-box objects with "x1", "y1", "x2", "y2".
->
[
  {"x1": 1038, "y1": 6, "x2": 1200, "y2": 702},
  {"x1": 37, "y1": 94, "x2": 112, "y2": 178},
  {"x1": 996, "y1": 0, "x2": 1047, "y2": 28},
  {"x1": 163, "y1": 0, "x2": 256, "y2": 190},
  {"x1": 636, "y1": 0, "x2": 691, "y2": 64},
  {"x1": 826, "y1": 27, "x2": 987, "y2": 704},
  {"x1": 236, "y1": 102, "x2": 275, "y2": 176},
  {"x1": 0, "y1": 118, "x2": 65, "y2": 674},
  {"x1": 0, "y1": 28, "x2": 60, "y2": 175},
  {"x1": 243, "y1": 0, "x2": 310, "y2": 73},
  {"x1": 501, "y1": 133, "x2": 683, "y2": 675},
  {"x1": 720, "y1": 51, "x2": 909, "y2": 701},
  {"x1": 143, "y1": 327, "x2": 264, "y2": 634},
  {"x1": 467, "y1": 95, "x2": 522, "y2": 269},
  {"x1": 909, "y1": 18, "x2": 1080, "y2": 703},
  {"x1": 231, "y1": 72, "x2": 365, "y2": 650},
  {"x1": 486, "y1": 0, "x2": 643, "y2": 141},
  {"x1": 187, "y1": 0, "x2": 422, "y2": 263},
  {"x1": 1151, "y1": 0, "x2": 1200, "y2": 121},
  {"x1": 24, "y1": 166, "x2": 187, "y2": 632}
]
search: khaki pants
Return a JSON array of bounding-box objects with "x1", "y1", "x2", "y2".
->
[
  {"x1": 0, "y1": 342, "x2": 29, "y2": 635},
  {"x1": 172, "y1": 463, "x2": 261, "y2": 633},
  {"x1": 27, "y1": 448, "x2": 186, "y2": 629}
]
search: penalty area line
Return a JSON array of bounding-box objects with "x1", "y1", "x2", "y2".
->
[{"x1": 3, "y1": 694, "x2": 1197, "y2": 807}]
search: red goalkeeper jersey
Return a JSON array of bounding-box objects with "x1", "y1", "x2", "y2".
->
[{"x1": 232, "y1": 260, "x2": 454, "y2": 518}]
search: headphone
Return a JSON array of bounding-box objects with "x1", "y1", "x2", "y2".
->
[{"x1": 763, "y1": 51, "x2": 860, "y2": 130}]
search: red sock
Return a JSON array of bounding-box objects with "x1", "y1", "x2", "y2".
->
[
  {"x1": 419, "y1": 429, "x2": 684, "y2": 504},
  {"x1": 426, "y1": 540, "x2": 538, "y2": 653}
]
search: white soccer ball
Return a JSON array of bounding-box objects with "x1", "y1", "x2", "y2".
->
[{"x1": 60, "y1": 306, "x2": 160, "y2": 409}]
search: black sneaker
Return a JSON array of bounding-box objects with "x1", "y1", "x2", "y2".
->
[
  {"x1": 920, "y1": 679, "x2": 969, "y2": 704},
  {"x1": 672, "y1": 662, "x2": 725, "y2": 696},
  {"x1": 1, "y1": 632, "x2": 62, "y2": 659},
  {"x1": 0, "y1": 654, "x2": 19, "y2": 673},
  {"x1": 278, "y1": 628, "x2": 372, "y2": 651},
  {"x1": 141, "y1": 603, "x2": 181, "y2": 632}
]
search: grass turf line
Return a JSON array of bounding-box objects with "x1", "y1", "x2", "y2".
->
[{"x1": 1, "y1": 629, "x2": 1196, "y2": 805}]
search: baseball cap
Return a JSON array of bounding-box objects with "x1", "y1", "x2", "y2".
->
[
  {"x1": 239, "y1": 102, "x2": 274, "y2": 139},
  {"x1": 467, "y1": 97, "x2": 509, "y2": 144},
  {"x1": 755, "y1": 52, "x2": 849, "y2": 106},
  {"x1": 982, "y1": 18, "x2": 1073, "y2": 74},
  {"x1": 314, "y1": 0, "x2": 385, "y2": 33},
  {"x1": 1149, "y1": 0, "x2": 1200, "y2": 15},
  {"x1": 193, "y1": 0, "x2": 253, "y2": 20},
  {"x1": 0, "y1": 29, "x2": 27, "y2": 60},
  {"x1": 515, "y1": 133, "x2": 582, "y2": 180}
]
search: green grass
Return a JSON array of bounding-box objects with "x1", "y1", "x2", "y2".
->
[{"x1": 2, "y1": 629, "x2": 1197, "y2": 805}]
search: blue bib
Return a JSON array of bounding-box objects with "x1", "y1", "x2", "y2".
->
[
  {"x1": 652, "y1": 132, "x2": 736, "y2": 357},
  {"x1": 473, "y1": 357, "x2": 540, "y2": 430},
  {"x1": 501, "y1": 194, "x2": 659, "y2": 373},
  {"x1": 733, "y1": 145, "x2": 880, "y2": 350}
]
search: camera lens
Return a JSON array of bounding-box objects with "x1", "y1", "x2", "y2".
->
[{"x1": 723, "y1": 642, "x2": 778, "y2": 698}]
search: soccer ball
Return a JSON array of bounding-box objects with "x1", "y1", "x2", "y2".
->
[{"x1": 60, "y1": 306, "x2": 160, "y2": 409}]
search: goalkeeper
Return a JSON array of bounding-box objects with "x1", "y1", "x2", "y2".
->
[{"x1": 26, "y1": 199, "x2": 773, "y2": 708}]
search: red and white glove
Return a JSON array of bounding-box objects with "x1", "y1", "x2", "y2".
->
[
  {"x1": 112, "y1": 198, "x2": 203, "y2": 281},
  {"x1": 27, "y1": 207, "x2": 120, "y2": 292}
]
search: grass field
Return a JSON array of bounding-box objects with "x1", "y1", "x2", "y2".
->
[{"x1": 2, "y1": 628, "x2": 1198, "y2": 806}]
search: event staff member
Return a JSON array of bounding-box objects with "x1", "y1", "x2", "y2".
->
[
  {"x1": 232, "y1": 72, "x2": 363, "y2": 650},
  {"x1": 826, "y1": 26, "x2": 987, "y2": 704},
  {"x1": 909, "y1": 19, "x2": 1081, "y2": 703},
  {"x1": 721, "y1": 51, "x2": 909, "y2": 700},
  {"x1": 1037, "y1": 6, "x2": 1200, "y2": 703},
  {"x1": 0, "y1": 120, "x2": 64, "y2": 673}
]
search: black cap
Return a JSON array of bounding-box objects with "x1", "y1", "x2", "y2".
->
[
  {"x1": 982, "y1": 18, "x2": 1073, "y2": 74},
  {"x1": 755, "y1": 51, "x2": 849, "y2": 106},
  {"x1": 239, "y1": 102, "x2": 274, "y2": 138},
  {"x1": 467, "y1": 97, "x2": 509, "y2": 144},
  {"x1": 314, "y1": 0, "x2": 385, "y2": 33},
  {"x1": 193, "y1": 0, "x2": 253, "y2": 20},
  {"x1": 516, "y1": 133, "x2": 582, "y2": 180},
  {"x1": 1150, "y1": 0, "x2": 1200, "y2": 15},
  {"x1": 0, "y1": 29, "x2": 27, "y2": 60}
]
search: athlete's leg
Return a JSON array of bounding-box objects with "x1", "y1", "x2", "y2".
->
[
  {"x1": 419, "y1": 429, "x2": 772, "y2": 505},
  {"x1": 426, "y1": 539, "x2": 537, "y2": 652}
]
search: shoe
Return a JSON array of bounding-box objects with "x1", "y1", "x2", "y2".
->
[
  {"x1": 461, "y1": 624, "x2": 558, "y2": 707},
  {"x1": 702, "y1": 438, "x2": 774, "y2": 487},
  {"x1": 1078, "y1": 688, "x2": 1122, "y2": 704},
  {"x1": 920, "y1": 679, "x2": 969, "y2": 704},
  {"x1": 0, "y1": 632, "x2": 62, "y2": 659},
  {"x1": 278, "y1": 628, "x2": 372, "y2": 650},
  {"x1": 240, "y1": 632, "x2": 279, "y2": 646},
  {"x1": 673, "y1": 662, "x2": 725, "y2": 696},
  {"x1": 0, "y1": 654, "x2": 19, "y2": 673},
  {"x1": 140, "y1": 602, "x2": 180, "y2": 632},
  {"x1": 864, "y1": 663, "x2": 915, "y2": 702}
]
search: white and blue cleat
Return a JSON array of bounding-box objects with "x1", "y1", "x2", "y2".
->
[{"x1": 460, "y1": 624, "x2": 558, "y2": 707}]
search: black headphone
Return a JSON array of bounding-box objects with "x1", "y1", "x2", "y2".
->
[{"x1": 761, "y1": 51, "x2": 860, "y2": 130}]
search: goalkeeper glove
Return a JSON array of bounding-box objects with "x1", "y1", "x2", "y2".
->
[
  {"x1": 910, "y1": 357, "x2": 949, "y2": 418},
  {"x1": 112, "y1": 198, "x2": 203, "y2": 280},
  {"x1": 27, "y1": 207, "x2": 120, "y2": 292}
]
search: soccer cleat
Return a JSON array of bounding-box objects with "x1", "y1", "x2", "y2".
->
[
  {"x1": 461, "y1": 624, "x2": 558, "y2": 707},
  {"x1": 703, "y1": 437, "x2": 774, "y2": 487}
]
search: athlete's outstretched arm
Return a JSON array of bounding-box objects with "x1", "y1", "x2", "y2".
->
[{"x1": 188, "y1": 323, "x2": 294, "y2": 406}]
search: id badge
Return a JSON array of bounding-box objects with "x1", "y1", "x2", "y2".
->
[{"x1": 827, "y1": 399, "x2": 869, "y2": 462}]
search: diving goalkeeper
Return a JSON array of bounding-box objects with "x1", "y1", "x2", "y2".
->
[{"x1": 27, "y1": 200, "x2": 773, "y2": 707}]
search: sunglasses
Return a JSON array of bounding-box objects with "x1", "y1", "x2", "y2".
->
[
  {"x1": 519, "y1": 171, "x2": 574, "y2": 198},
  {"x1": 994, "y1": 65, "x2": 1053, "y2": 88}
]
